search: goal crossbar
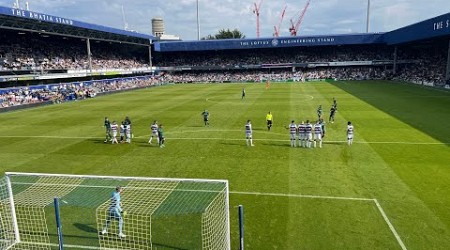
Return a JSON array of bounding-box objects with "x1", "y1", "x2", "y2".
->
[{"x1": 5, "y1": 172, "x2": 228, "y2": 184}]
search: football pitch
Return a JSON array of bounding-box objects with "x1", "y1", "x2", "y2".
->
[{"x1": 0, "y1": 80, "x2": 449, "y2": 249}]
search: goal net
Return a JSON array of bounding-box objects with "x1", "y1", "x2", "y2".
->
[{"x1": 0, "y1": 172, "x2": 230, "y2": 250}]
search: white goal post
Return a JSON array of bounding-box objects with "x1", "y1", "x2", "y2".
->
[{"x1": 0, "y1": 172, "x2": 231, "y2": 250}]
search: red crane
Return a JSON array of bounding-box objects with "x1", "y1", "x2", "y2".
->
[
  {"x1": 273, "y1": 5, "x2": 287, "y2": 37},
  {"x1": 289, "y1": 0, "x2": 311, "y2": 36},
  {"x1": 253, "y1": 0, "x2": 263, "y2": 38}
]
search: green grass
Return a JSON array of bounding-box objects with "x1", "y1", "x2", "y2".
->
[{"x1": 0, "y1": 81, "x2": 449, "y2": 250}]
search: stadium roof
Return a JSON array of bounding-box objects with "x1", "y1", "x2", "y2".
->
[
  {"x1": 0, "y1": 6, "x2": 154, "y2": 46},
  {"x1": 155, "y1": 12, "x2": 450, "y2": 52},
  {"x1": 384, "y1": 12, "x2": 450, "y2": 45}
]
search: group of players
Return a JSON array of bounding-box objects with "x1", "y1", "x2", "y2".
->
[
  {"x1": 148, "y1": 120, "x2": 166, "y2": 148},
  {"x1": 104, "y1": 116, "x2": 132, "y2": 144},
  {"x1": 245, "y1": 98, "x2": 354, "y2": 147},
  {"x1": 103, "y1": 98, "x2": 354, "y2": 148},
  {"x1": 104, "y1": 117, "x2": 167, "y2": 148}
]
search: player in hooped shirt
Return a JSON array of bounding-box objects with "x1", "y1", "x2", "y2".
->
[
  {"x1": 148, "y1": 121, "x2": 159, "y2": 145},
  {"x1": 313, "y1": 121, "x2": 323, "y2": 148},
  {"x1": 298, "y1": 121, "x2": 306, "y2": 147},
  {"x1": 110, "y1": 121, "x2": 119, "y2": 144},
  {"x1": 305, "y1": 120, "x2": 313, "y2": 148},
  {"x1": 245, "y1": 120, "x2": 255, "y2": 146},
  {"x1": 347, "y1": 121, "x2": 354, "y2": 146},
  {"x1": 286, "y1": 120, "x2": 297, "y2": 147},
  {"x1": 125, "y1": 124, "x2": 132, "y2": 144}
]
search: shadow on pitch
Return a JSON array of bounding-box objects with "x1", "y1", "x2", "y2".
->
[
  {"x1": 258, "y1": 141, "x2": 292, "y2": 148},
  {"x1": 219, "y1": 141, "x2": 242, "y2": 146},
  {"x1": 89, "y1": 138, "x2": 107, "y2": 144},
  {"x1": 332, "y1": 81, "x2": 450, "y2": 145},
  {"x1": 324, "y1": 141, "x2": 345, "y2": 146},
  {"x1": 74, "y1": 222, "x2": 98, "y2": 233},
  {"x1": 137, "y1": 143, "x2": 162, "y2": 148}
]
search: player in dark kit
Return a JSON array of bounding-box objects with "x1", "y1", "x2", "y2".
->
[
  {"x1": 317, "y1": 105, "x2": 323, "y2": 119},
  {"x1": 242, "y1": 88, "x2": 246, "y2": 99},
  {"x1": 201, "y1": 110, "x2": 210, "y2": 126},
  {"x1": 319, "y1": 118, "x2": 326, "y2": 138},
  {"x1": 124, "y1": 116, "x2": 131, "y2": 126},
  {"x1": 158, "y1": 124, "x2": 165, "y2": 148},
  {"x1": 329, "y1": 105, "x2": 336, "y2": 123},
  {"x1": 124, "y1": 116, "x2": 132, "y2": 138},
  {"x1": 104, "y1": 117, "x2": 111, "y2": 143}
]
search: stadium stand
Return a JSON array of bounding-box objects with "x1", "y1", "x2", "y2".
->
[
  {"x1": 154, "y1": 12, "x2": 450, "y2": 88},
  {"x1": 0, "y1": 6, "x2": 449, "y2": 111},
  {"x1": 0, "y1": 76, "x2": 159, "y2": 110},
  {"x1": 0, "y1": 5, "x2": 153, "y2": 85},
  {"x1": 0, "y1": 29, "x2": 149, "y2": 71}
]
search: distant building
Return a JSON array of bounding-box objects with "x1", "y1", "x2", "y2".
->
[
  {"x1": 152, "y1": 17, "x2": 180, "y2": 41},
  {"x1": 151, "y1": 17, "x2": 164, "y2": 37}
]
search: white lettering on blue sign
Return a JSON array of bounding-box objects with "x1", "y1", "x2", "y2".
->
[
  {"x1": 11, "y1": 9, "x2": 26, "y2": 17},
  {"x1": 433, "y1": 19, "x2": 450, "y2": 30},
  {"x1": 238, "y1": 37, "x2": 335, "y2": 48},
  {"x1": 434, "y1": 21, "x2": 444, "y2": 30},
  {"x1": 10, "y1": 8, "x2": 73, "y2": 26}
]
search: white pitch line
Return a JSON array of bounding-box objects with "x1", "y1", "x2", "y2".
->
[
  {"x1": 374, "y1": 199, "x2": 408, "y2": 250},
  {"x1": 231, "y1": 191, "x2": 374, "y2": 201},
  {"x1": 16, "y1": 242, "x2": 102, "y2": 250},
  {"x1": 0, "y1": 135, "x2": 101, "y2": 139},
  {"x1": 0, "y1": 135, "x2": 447, "y2": 145},
  {"x1": 324, "y1": 140, "x2": 448, "y2": 145},
  {"x1": 232, "y1": 191, "x2": 407, "y2": 250},
  {"x1": 49, "y1": 243, "x2": 102, "y2": 250},
  {"x1": 171, "y1": 138, "x2": 449, "y2": 145}
]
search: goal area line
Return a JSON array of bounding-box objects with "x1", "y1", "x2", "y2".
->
[{"x1": 231, "y1": 191, "x2": 407, "y2": 250}]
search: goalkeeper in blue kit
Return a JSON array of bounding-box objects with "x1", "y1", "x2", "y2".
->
[{"x1": 101, "y1": 186, "x2": 126, "y2": 238}]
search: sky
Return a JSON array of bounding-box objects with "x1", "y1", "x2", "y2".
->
[{"x1": 1, "y1": 0, "x2": 450, "y2": 40}]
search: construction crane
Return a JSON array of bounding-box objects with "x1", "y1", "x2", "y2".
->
[
  {"x1": 289, "y1": 0, "x2": 311, "y2": 36},
  {"x1": 253, "y1": 0, "x2": 263, "y2": 38},
  {"x1": 121, "y1": 5, "x2": 129, "y2": 31},
  {"x1": 273, "y1": 4, "x2": 287, "y2": 37}
]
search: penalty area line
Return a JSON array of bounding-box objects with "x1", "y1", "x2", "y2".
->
[
  {"x1": 374, "y1": 199, "x2": 408, "y2": 250},
  {"x1": 232, "y1": 191, "x2": 407, "y2": 250},
  {"x1": 0, "y1": 135, "x2": 447, "y2": 145},
  {"x1": 170, "y1": 137, "x2": 449, "y2": 145}
]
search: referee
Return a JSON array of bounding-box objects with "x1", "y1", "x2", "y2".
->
[{"x1": 266, "y1": 111, "x2": 273, "y2": 131}]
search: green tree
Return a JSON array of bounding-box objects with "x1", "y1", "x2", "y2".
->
[{"x1": 201, "y1": 28, "x2": 246, "y2": 40}]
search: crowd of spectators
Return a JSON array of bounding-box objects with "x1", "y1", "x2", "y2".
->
[
  {"x1": 154, "y1": 45, "x2": 394, "y2": 67},
  {"x1": 0, "y1": 30, "x2": 149, "y2": 71},
  {"x1": 393, "y1": 45, "x2": 448, "y2": 87},
  {"x1": 0, "y1": 77, "x2": 158, "y2": 109},
  {"x1": 160, "y1": 67, "x2": 388, "y2": 83},
  {"x1": 155, "y1": 42, "x2": 449, "y2": 87}
]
